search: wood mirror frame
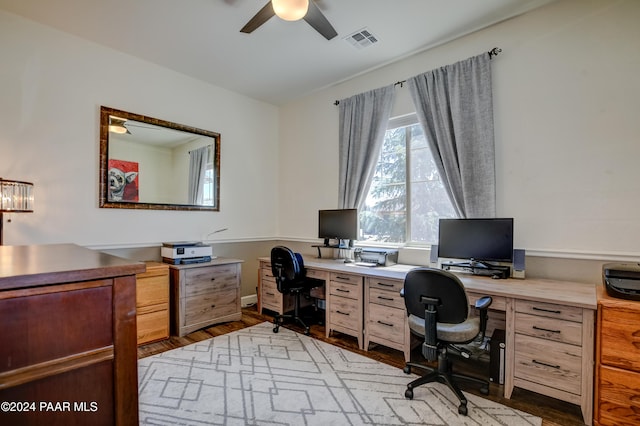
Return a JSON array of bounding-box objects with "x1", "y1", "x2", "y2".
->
[{"x1": 99, "y1": 106, "x2": 220, "y2": 211}]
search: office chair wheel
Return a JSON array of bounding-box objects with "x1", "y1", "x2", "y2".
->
[
  {"x1": 458, "y1": 404, "x2": 468, "y2": 416},
  {"x1": 404, "y1": 388, "x2": 414, "y2": 400},
  {"x1": 403, "y1": 365, "x2": 411, "y2": 374},
  {"x1": 480, "y1": 385, "x2": 489, "y2": 395},
  {"x1": 303, "y1": 327, "x2": 310, "y2": 335}
]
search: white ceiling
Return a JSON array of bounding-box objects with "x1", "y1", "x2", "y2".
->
[{"x1": 0, "y1": 0, "x2": 555, "y2": 105}]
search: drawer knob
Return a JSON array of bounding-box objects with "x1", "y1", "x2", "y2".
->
[
  {"x1": 377, "y1": 296, "x2": 394, "y2": 301},
  {"x1": 336, "y1": 288, "x2": 350, "y2": 293},
  {"x1": 532, "y1": 325, "x2": 561, "y2": 334},
  {"x1": 377, "y1": 320, "x2": 393, "y2": 327},
  {"x1": 532, "y1": 359, "x2": 560, "y2": 369},
  {"x1": 336, "y1": 310, "x2": 350, "y2": 316},
  {"x1": 377, "y1": 282, "x2": 394, "y2": 287},
  {"x1": 211, "y1": 278, "x2": 216, "y2": 281},
  {"x1": 211, "y1": 304, "x2": 216, "y2": 308}
]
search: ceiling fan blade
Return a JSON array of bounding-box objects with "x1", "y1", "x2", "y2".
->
[
  {"x1": 304, "y1": 1, "x2": 337, "y2": 40},
  {"x1": 240, "y1": 1, "x2": 275, "y2": 34}
]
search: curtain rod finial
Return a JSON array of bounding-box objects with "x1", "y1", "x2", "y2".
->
[{"x1": 488, "y1": 47, "x2": 502, "y2": 59}]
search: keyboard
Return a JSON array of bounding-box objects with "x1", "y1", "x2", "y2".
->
[{"x1": 354, "y1": 261, "x2": 377, "y2": 267}]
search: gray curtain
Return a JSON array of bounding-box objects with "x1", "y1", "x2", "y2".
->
[
  {"x1": 188, "y1": 145, "x2": 210, "y2": 205},
  {"x1": 407, "y1": 53, "x2": 496, "y2": 218},
  {"x1": 338, "y1": 85, "x2": 396, "y2": 209}
]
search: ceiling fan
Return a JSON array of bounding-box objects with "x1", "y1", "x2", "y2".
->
[{"x1": 240, "y1": 0, "x2": 338, "y2": 40}]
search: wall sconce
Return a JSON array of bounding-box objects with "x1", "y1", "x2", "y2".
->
[
  {"x1": 0, "y1": 178, "x2": 34, "y2": 245},
  {"x1": 272, "y1": 0, "x2": 309, "y2": 21}
]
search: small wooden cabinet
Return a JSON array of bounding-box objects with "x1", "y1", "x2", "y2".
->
[
  {"x1": 326, "y1": 271, "x2": 363, "y2": 349},
  {"x1": 169, "y1": 259, "x2": 243, "y2": 337},
  {"x1": 594, "y1": 285, "x2": 640, "y2": 426},
  {"x1": 136, "y1": 261, "x2": 170, "y2": 345},
  {"x1": 364, "y1": 276, "x2": 410, "y2": 360}
]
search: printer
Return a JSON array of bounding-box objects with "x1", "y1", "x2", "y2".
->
[
  {"x1": 603, "y1": 262, "x2": 640, "y2": 301},
  {"x1": 161, "y1": 242, "x2": 213, "y2": 265},
  {"x1": 355, "y1": 248, "x2": 399, "y2": 267}
]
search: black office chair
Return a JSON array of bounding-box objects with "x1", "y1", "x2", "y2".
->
[
  {"x1": 402, "y1": 267, "x2": 492, "y2": 416},
  {"x1": 271, "y1": 246, "x2": 323, "y2": 335}
]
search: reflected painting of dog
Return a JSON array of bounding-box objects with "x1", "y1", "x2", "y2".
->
[{"x1": 108, "y1": 159, "x2": 139, "y2": 202}]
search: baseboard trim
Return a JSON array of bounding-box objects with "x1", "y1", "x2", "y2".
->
[{"x1": 242, "y1": 294, "x2": 258, "y2": 308}]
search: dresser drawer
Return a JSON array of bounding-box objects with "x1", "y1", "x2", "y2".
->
[
  {"x1": 367, "y1": 303, "x2": 406, "y2": 345},
  {"x1": 328, "y1": 294, "x2": 360, "y2": 331},
  {"x1": 515, "y1": 333, "x2": 582, "y2": 395},
  {"x1": 137, "y1": 274, "x2": 169, "y2": 308},
  {"x1": 183, "y1": 265, "x2": 239, "y2": 297},
  {"x1": 261, "y1": 266, "x2": 275, "y2": 281},
  {"x1": 185, "y1": 264, "x2": 239, "y2": 297},
  {"x1": 137, "y1": 309, "x2": 170, "y2": 345},
  {"x1": 515, "y1": 312, "x2": 582, "y2": 346},
  {"x1": 329, "y1": 280, "x2": 360, "y2": 300},
  {"x1": 184, "y1": 289, "x2": 239, "y2": 326},
  {"x1": 516, "y1": 299, "x2": 582, "y2": 322},
  {"x1": 597, "y1": 364, "x2": 640, "y2": 425},
  {"x1": 600, "y1": 305, "x2": 640, "y2": 372},
  {"x1": 369, "y1": 286, "x2": 404, "y2": 310},
  {"x1": 330, "y1": 272, "x2": 362, "y2": 286}
]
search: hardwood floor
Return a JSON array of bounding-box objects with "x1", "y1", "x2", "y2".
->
[{"x1": 138, "y1": 306, "x2": 586, "y2": 426}]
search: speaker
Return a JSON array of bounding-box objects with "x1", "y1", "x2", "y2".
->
[
  {"x1": 430, "y1": 244, "x2": 439, "y2": 267},
  {"x1": 512, "y1": 249, "x2": 525, "y2": 279}
]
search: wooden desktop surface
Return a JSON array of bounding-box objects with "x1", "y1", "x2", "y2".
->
[{"x1": 296, "y1": 257, "x2": 597, "y2": 309}]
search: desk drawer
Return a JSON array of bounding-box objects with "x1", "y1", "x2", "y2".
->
[
  {"x1": 369, "y1": 287, "x2": 404, "y2": 310},
  {"x1": 367, "y1": 303, "x2": 406, "y2": 345},
  {"x1": 515, "y1": 333, "x2": 581, "y2": 395},
  {"x1": 330, "y1": 272, "x2": 362, "y2": 286},
  {"x1": 467, "y1": 292, "x2": 506, "y2": 311},
  {"x1": 368, "y1": 277, "x2": 403, "y2": 293},
  {"x1": 328, "y1": 296, "x2": 360, "y2": 331},
  {"x1": 329, "y1": 280, "x2": 360, "y2": 300},
  {"x1": 515, "y1": 312, "x2": 582, "y2": 346},
  {"x1": 185, "y1": 264, "x2": 239, "y2": 297},
  {"x1": 516, "y1": 299, "x2": 582, "y2": 322}
]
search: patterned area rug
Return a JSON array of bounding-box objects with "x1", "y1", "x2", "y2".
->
[{"x1": 138, "y1": 322, "x2": 541, "y2": 425}]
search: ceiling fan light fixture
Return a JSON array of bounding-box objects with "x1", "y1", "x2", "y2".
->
[{"x1": 272, "y1": 0, "x2": 309, "y2": 21}]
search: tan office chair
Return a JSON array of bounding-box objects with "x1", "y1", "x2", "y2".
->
[
  {"x1": 271, "y1": 246, "x2": 323, "y2": 335},
  {"x1": 402, "y1": 267, "x2": 492, "y2": 416}
]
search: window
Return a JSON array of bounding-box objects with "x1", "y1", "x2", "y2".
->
[
  {"x1": 202, "y1": 161, "x2": 215, "y2": 206},
  {"x1": 359, "y1": 115, "x2": 456, "y2": 245}
]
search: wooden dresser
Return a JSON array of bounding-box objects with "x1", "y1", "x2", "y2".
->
[
  {"x1": 136, "y1": 261, "x2": 170, "y2": 345},
  {"x1": 0, "y1": 244, "x2": 145, "y2": 426},
  {"x1": 594, "y1": 284, "x2": 640, "y2": 426},
  {"x1": 169, "y1": 258, "x2": 243, "y2": 337}
]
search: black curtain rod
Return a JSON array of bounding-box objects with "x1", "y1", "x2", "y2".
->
[{"x1": 334, "y1": 47, "x2": 502, "y2": 105}]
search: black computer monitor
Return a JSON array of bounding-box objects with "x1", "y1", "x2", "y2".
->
[
  {"x1": 318, "y1": 209, "x2": 358, "y2": 247},
  {"x1": 438, "y1": 218, "x2": 514, "y2": 264}
]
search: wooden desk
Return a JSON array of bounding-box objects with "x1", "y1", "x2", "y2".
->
[
  {"x1": 0, "y1": 244, "x2": 145, "y2": 426},
  {"x1": 258, "y1": 256, "x2": 596, "y2": 425}
]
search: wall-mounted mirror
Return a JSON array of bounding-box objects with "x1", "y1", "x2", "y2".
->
[{"x1": 99, "y1": 106, "x2": 220, "y2": 211}]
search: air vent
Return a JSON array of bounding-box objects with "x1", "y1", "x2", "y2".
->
[{"x1": 344, "y1": 28, "x2": 379, "y2": 50}]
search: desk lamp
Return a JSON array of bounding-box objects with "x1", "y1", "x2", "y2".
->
[{"x1": 0, "y1": 178, "x2": 34, "y2": 245}]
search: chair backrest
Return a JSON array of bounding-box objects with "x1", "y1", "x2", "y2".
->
[
  {"x1": 270, "y1": 246, "x2": 304, "y2": 293},
  {"x1": 403, "y1": 267, "x2": 469, "y2": 324}
]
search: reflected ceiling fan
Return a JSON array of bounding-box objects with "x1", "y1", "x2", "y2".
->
[{"x1": 240, "y1": 0, "x2": 337, "y2": 40}]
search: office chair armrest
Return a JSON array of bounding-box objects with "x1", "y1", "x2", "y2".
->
[
  {"x1": 399, "y1": 288, "x2": 404, "y2": 297},
  {"x1": 474, "y1": 296, "x2": 492, "y2": 338},
  {"x1": 474, "y1": 296, "x2": 492, "y2": 311}
]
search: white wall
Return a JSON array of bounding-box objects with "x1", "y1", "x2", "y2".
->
[
  {"x1": 0, "y1": 10, "x2": 279, "y2": 247},
  {"x1": 278, "y1": 0, "x2": 640, "y2": 260}
]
